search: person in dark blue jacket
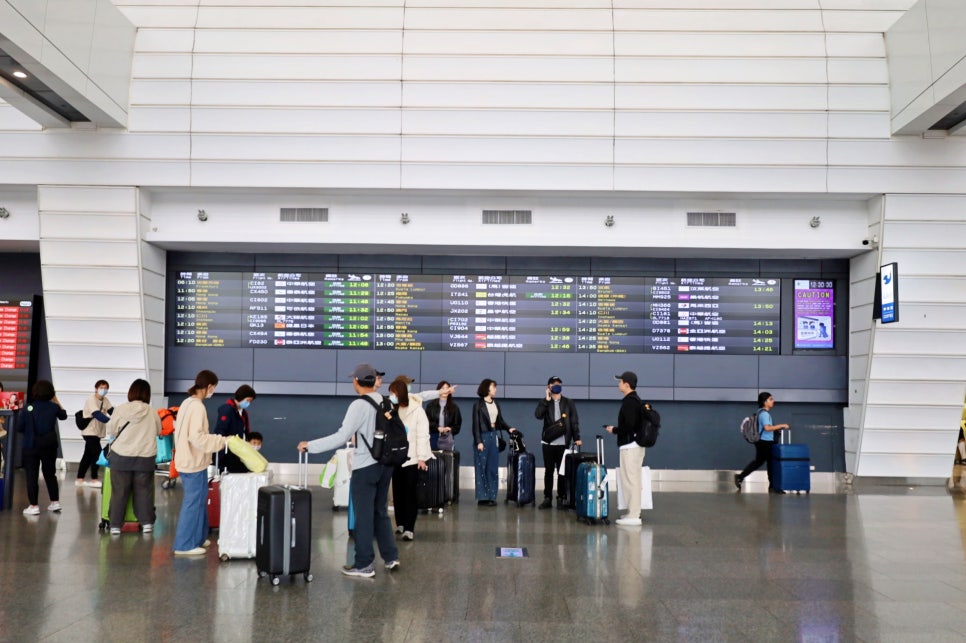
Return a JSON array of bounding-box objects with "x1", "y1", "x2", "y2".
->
[
  {"x1": 212, "y1": 384, "x2": 256, "y2": 473},
  {"x1": 17, "y1": 379, "x2": 67, "y2": 515}
]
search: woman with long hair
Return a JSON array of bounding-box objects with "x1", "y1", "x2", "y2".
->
[
  {"x1": 471, "y1": 379, "x2": 517, "y2": 506},
  {"x1": 388, "y1": 376, "x2": 432, "y2": 541}
]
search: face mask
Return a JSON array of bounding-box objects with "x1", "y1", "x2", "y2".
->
[
  {"x1": 238, "y1": 400, "x2": 250, "y2": 410},
  {"x1": 97, "y1": 388, "x2": 107, "y2": 397},
  {"x1": 252, "y1": 444, "x2": 261, "y2": 451},
  {"x1": 550, "y1": 385, "x2": 562, "y2": 395},
  {"x1": 407, "y1": 384, "x2": 412, "y2": 392},
  {"x1": 389, "y1": 394, "x2": 399, "y2": 405},
  {"x1": 206, "y1": 388, "x2": 215, "y2": 399}
]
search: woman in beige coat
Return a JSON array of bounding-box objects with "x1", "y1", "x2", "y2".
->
[{"x1": 388, "y1": 376, "x2": 433, "y2": 541}]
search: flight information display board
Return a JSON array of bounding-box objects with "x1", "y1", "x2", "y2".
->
[
  {"x1": 0, "y1": 298, "x2": 33, "y2": 371},
  {"x1": 172, "y1": 271, "x2": 781, "y2": 354}
]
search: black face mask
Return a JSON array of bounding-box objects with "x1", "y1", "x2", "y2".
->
[{"x1": 550, "y1": 385, "x2": 562, "y2": 395}]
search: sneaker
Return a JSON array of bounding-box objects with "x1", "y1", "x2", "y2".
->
[
  {"x1": 110, "y1": 527, "x2": 121, "y2": 535},
  {"x1": 75, "y1": 479, "x2": 87, "y2": 487},
  {"x1": 616, "y1": 517, "x2": 643, "y2": 526},
  {"x1": 538, "y1": 499, "x2": 553, "y2": 510},
  {"x1": 385, "y1": 560, "x2": 400, "y2": 572},
  {"x1": 733, "y1": 474, "x2": 742, "y2": 490},
  {"x1": 395, "y1": 525, "x2": 405, "y2": 535},
  {"x1": 141, "y1": 524, "x2": 154, "y2": 533},
  {"x1": 341, "y1": 565, "x2": 375, "y2": 578},
  {"x1": 174, "y1": 547, "x2": 207, "y2": 556},
  {"x1": 202, "y1": 539, "x2": 211, "y2": 548},
  {"x1": 402, "y1": 531, "x2": 414, "y2": 541},
  {"x1": 87, "y1": 480, "x2": 102, "y2": 488},
  {"x1": 22, "y1": 505, "x2": 40, "y2": 516},
  {"x1": 47, "y1": 502, "x2": 62, "y2": 512},
  {"x1": 768, "y1": 488, "x2": 787, "y2": 495}
]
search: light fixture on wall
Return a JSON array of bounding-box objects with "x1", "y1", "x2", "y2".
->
[
  {"x1": 400, "y1": 212, "x2": 410, "y2": 225},
  {"x1": 809, "y1": 216, "x2": 821, "y2": 228},
  {"x1": 0, "y1": 207, "x2": 10, "y2": 219},
  {"x1": 12, "y1": 71, "x2": 27, "y2": 79},
  {"x1": 604, "y1": 215, "x2": 614, "y2": 227},
  {"x1": 197, "y1": 209, "x2": 208, "y2": 222}
]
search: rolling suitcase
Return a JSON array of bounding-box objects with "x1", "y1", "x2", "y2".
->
[
  {"x1": 769, "y1": 430, "x2": 811, "y2": 493},
  {"x1": 207, "y1": 478, "x2": 221, "y2": 529},
  {"x1": 558, "y1": 450, "x2": 597, "y2": 510},
  {"x1": 505, "y1": 451, "x2": 536, "y2": 507},
  {"x1": 256, "y1": 451, "x2": 313, "y2": 586},
  {"x1": 416, "y1": 457, "x2": 447, "y2": 512},
  {"x1": 98, "y1": 468, "x2": 143, "y2": 531},
  {"x1": 575, "y1": 436, "x2": 609, "y2": 525},
  {"x1": 433, "y1": 450, "x2": 460, "y2": 505},
  {"x1": 218, "y1": 470, "x2": 273, "y2": 560}
]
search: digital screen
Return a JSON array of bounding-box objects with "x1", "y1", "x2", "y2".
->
[
  {"x1": 880, "y1": 263, "x2": 898, "y2": 324},
  {"x1": 793, "y1": 280, "x2": 835, "y2": 349},
  {"x1": 0, "y1": 297, "x2": 35, "y2": 396},
  {"x1": 172, "y1": 271, "x2": 781, "y2": 355}
]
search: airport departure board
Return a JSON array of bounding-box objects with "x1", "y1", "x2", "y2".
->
[
  {"x1": 173, "y1": 272, "x2": 780, "y2": 355},
  {"x1": 0, "y1": 299, "x2": 33, "y2": 370}
]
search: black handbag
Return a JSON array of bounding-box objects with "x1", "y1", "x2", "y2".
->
[
  {"x1": 541, "y1": 419, "x2": 566, "y2": 444},
  {"x1": 497, "y1": 433, "x2": 507, "y2": 452}
]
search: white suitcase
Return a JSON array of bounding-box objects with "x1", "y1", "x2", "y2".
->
[
  {"x1": 332, "y1": 445, "x2": 353, "y2": 509},
  {"x1": 218, "y1": 471, "x2": 273, "y2": 560}
]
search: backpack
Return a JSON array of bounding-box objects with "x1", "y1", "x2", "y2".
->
[
  {"x1": 740, "y1": 409, "x2": 763, "y2": 443},
  {"x1": 636, "y1": 403, "x2": 661, "y2": 448},
  {"x1": 75, "y1": 409, "x2": 92, "y2": 431},
  {"x1": 158, "y1": 406, "x2": 179, "y2": 436},
  {"x1": 359, "y1": 396, "x2": 410, "y2": 467}
]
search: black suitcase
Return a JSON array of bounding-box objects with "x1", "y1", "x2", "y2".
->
[
  {"x1": 433, "y1": 450, "x2": 460, "y2": 505},
  {"x1": 558, "y1": 451, "x2": 597, "y2": 510},
  {"x1": 256, "y1": 452, "x2": 313, "y2": 586},
  {"x1": 506, "y1": 451, "x2": 536, "y2": 507},
  {"x1": 416, "y1": 457, "x2": 447, "y2": 512}
]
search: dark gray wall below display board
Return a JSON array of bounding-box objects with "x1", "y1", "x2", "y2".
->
[{"x1": 198, "y1": 394, "x2": 845, "y2": 473}]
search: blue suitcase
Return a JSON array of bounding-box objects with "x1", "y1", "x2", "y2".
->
[
  {"x1": 575, "y1": 436, "x2": 610, "y2": 525},
  {"x1": 505, "y1": 451, "x2": 536, "y2": 507},
  {"x1": 770, "y1": 433, "x2": 810, "y2": 493}
]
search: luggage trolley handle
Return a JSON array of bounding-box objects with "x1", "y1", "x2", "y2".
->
[
  {"x1": 778, "y1": 427, "x2": 792, "y2": 445},
  {"x1": 297, "y1": 449, "x2": 309, "y2": 488},
  {"x1": 596, "y1": 435, "x2": 606, "y2": 500}
]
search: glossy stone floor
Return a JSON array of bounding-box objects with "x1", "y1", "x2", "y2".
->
[{"x1": 3, "y1": 469, "x2": 966, "y2": 643}]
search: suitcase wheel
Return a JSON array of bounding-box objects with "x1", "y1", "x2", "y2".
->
[
  {"x1": 258, "y1": 571, "x2": 267, "y2": 578},
  {"x1": 220, "y1": 553, "x2": 229, "y2": 562},
  {"x1": 602, "y1": 518, "x2": 611, "y2": 526},
  {"x1": 304, "y1": 572, "x2": 313, "y2": 582},
  {"x1": 161, "y1": 479, "x2": 172, "y2": 489},
  {"x1": 271, "y1": 576, "x2": 280, "y2": 586},
  {"x1": 98, "y1": 519, "x2": 108, "y2": 531}
]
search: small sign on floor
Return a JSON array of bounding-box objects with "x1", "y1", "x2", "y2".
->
[{"x1": 496, "y1": 547, "x2": 528, "y2": 558}]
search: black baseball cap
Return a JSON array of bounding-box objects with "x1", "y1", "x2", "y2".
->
[
  {"x1": 547, "y1": 376, "x2": 562, "y2": 385},
  {"x1": 614, "y1": 371, "x2": 638, "y2": 388}
]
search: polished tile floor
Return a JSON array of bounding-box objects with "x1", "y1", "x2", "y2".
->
[{"x1": 3, "y1": 468, "x2": 966, "y2": 643}]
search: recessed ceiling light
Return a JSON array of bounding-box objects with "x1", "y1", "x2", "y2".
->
[{"x1": 12, "y1": 71, "x2": 27, "y2": 79}]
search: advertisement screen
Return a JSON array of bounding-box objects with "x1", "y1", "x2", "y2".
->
[{"x1": 793, "y1": 280, "x2": 834, "y2": 349}]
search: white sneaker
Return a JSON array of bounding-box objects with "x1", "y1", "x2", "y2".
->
[
  {"x1": 395, "y1": 526, "x2": 405, "y2": 535},
  {"x1": 22, "y1": 505, "x2": 40, "y2": 515},
  {"x1": 616, "y1": 517, "x2": 642, "y2": 526},
  {"x1": 174, "y1": 547, "x2": 206, "y2": 556},
  {"x1": 87, "y1": 480, "x2": 102, "y2": 488},
  {"x1": 48, "y1": 502, "x2": 62, "y2": 513},
  {"x1": 402, "y1": 531, "x2": 414, "y2": 541},
  {"x1": 142, "y1": 524, "x2": 154, "y2": 533},
  {"x1": 75, "y1": 479, "x2": 86, "y2": 487},
  {"x1": 110, "y1": 527, "x2": 121, "y2": 536}
]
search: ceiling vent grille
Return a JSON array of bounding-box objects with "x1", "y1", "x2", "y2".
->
[
  {"x1": 687, "y1": 211, "x2": 736, "y2": 227},
  {"x1": 280, "y1": 207, "x2": 328, "y2": 222},
  {"x1": 482, "y1": 210, "x2": 532, "y2": 225}
]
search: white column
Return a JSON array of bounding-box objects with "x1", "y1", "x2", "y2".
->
[{"x1": 37, "y1": 185, "x2": 165, "y2": 460}]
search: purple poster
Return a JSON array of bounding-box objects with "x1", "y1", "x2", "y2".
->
[{"x1": 794, "y1": 280, "x2": 834, "y2": 349}]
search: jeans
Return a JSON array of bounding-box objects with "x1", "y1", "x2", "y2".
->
[
  {"x1": 391, "y1": 464, "x2": 419, "y2": 533},
  {"x1": 22, "y1": 446, "x2": 59, "y2": 506},
  {"x1": 109, "y1": 469, "x2": 155, "y2": 527},
  {"x1": 474, "y1": 431, "x2": 499, "y2": 501},
  {"x1": 76, "y1": 435, "x2": 102, "y2": 480},
  {"x1": 173, "y1": 470, "x2": 209, "y2": 551},
  {"x1": 350, "y1": 463, "x2": 398, "y2": 569},
  {"x1": 542, "y1": 443, "x2": 566, "y2": 500},
  {"x1": 739, "y1": 440, "x2": 775, "y2": 487}
]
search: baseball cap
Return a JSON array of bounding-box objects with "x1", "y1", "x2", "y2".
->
[
  {"x1": 614, "y1": 371, "x2": 638, "y2": 388},
  {"x1": 349, "y1": 364, "x2": 381, "y2": 382},
  {"x1": 547, "y1": 376, "x2": 562, "y2": 385}
]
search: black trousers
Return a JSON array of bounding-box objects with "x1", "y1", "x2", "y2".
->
[
  {"x1": 109, "y1": 469, "x2": 156, "y2": 527},
  {"x1": 739, "y1": 440, "x2": 774, "y2": 487},
  {"x1": 76, "y1": 435, "x2": 102, "y2": 480},
  {"x1": 542, "y1": 444, "x2": 567, "y2": 499},
  {"x1": 23, "y1": 446, "x2": 59, "y2": 505},
  {"x1": 392, "y1": 464, "x2": 419, "y2": 533}
]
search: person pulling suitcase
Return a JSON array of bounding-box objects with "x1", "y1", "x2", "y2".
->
[{"x1": 734, "y1": 392, "x2": 790, "y2": 494}]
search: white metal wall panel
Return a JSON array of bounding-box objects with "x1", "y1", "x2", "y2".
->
[
  {"x1": 43, "y1": 293, "x2": 143, "y2": 319},
  {"x1": 39, "y1": 213, "x2": 139, "y2": 240},
  {"x1": 190, "y1": 81, "x2": 400, "y2": 107},
  {"x1": 867, "y1": 381, "x2": 966, "y2": 406}
]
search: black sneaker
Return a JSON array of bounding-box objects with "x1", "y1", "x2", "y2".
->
[
  {"x1": 768, "y1": 488, "x2": 786, "y2": 495},
  {"x1": 733, "y1": 474, "x2": 742, "y2": 490},
  {"x1": 538, "y1": 499, "x2": 553, "y2": 509}
]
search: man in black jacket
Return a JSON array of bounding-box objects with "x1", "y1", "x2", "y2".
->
[
  {"x1": 534, "y1": 376, "x2": 581, "y2": 509},
  {"x1": 605, "y1": 371, "x2": 645, "y2": 526}
]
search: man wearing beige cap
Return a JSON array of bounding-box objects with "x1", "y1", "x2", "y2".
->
[{"x1": 605, "y1": 371, "x2": 645, "y2": 526}]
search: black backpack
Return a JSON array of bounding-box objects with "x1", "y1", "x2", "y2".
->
[
  {"x1": 75, "y1": 409, "x2": 92, "y2": 431},
  {"x1": 636, "y1": 403, "x2": 661, "y2": 448},
  {"x1": 359, "y1": 396, "x2": 410, "y2": 467}
]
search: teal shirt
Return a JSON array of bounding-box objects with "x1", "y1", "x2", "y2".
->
[{"x1": 758, "y1": 410, "x2": 774, "y2": 442}]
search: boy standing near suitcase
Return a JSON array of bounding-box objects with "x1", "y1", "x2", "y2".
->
[{"x1": 298, "y1": 364, "x2": 400, "y2": 578}]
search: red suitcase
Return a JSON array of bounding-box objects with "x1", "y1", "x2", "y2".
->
[{"x1": 207, "y1": 478, "x2": 220, "y2": 529}]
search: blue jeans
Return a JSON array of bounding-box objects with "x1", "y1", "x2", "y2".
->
[
  {"x1": 474, "y1": 431, "x2": 499, "y2": 501},
  {"x1": 350, "y1": 464, "x2": 398, "y2": 569},
  {"x1": 173, "y1": 470, "x2": 209, "y2": 551}
]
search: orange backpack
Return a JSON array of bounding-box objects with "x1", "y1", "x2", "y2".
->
[{"x1": 158, "y1": 406, "x2": 179, "y2": 436}]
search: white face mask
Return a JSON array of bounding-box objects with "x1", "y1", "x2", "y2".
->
[
  {"x1": 206, "y1": 387, "x2": 215, "y2": 399},
  {"x1": 97, "y1": 388, "x2": 108, "y2": 397},
  {"x1": 252, "y1": 444, "x2": 261, "y2": 451}
]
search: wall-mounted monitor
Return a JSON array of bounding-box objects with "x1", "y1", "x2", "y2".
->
[
  {"x1": 0, "y1": 297, "x2": 36, "y2": 397},
  {"x1": 793, "y1": 280, "x2": 835, "y2": 349}
]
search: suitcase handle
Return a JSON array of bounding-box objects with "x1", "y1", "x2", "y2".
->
[
  {"x1": 596, "y1": 434, "x2": 605, "y2": 467},
  {"x1": 779, "y1": 428, "x2": 791, "y2": 444},
  {"x1": 297, "y1": 449, "x2": 309, "y2": 488}
]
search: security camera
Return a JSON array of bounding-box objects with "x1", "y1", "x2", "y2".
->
[
  {"x1": 862, "y1": 238, "x2": 870, "y2": 246},
  {"x1": 197, "y1": 209, "x2": 208, "y2": 222}
]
